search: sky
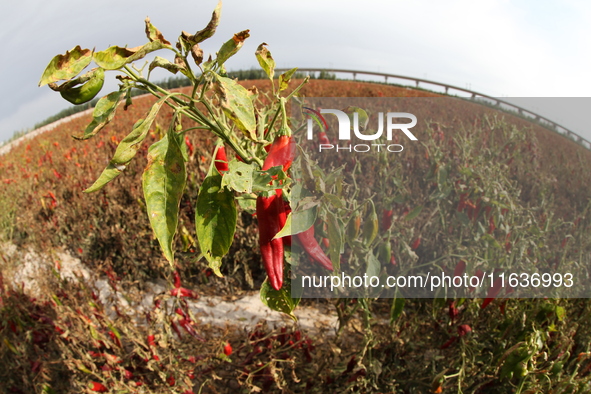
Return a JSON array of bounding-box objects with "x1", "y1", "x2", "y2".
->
[{"x1": 1, "y1": 0, "x2": 590, "y2": 144}]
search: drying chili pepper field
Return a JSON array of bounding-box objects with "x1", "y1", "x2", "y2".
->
[{"x1": 2, "y1": 3, "x2": 591, "y2": 393}]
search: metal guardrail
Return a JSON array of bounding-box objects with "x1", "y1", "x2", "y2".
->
[{"x1": 278, "y1": 68, "x2": 591, "y2": 151}]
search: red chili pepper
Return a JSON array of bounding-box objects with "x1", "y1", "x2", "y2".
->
[
  {"x1": 89, "y1": 382, "x2": 108, "y2": 392},
  {"x1": 457, "y1": 324, "x2": 472, "y2": 337},
  {"x1": 454, "y1": 260, "x2": 466, "y2": 278},
  {"x1": 223, "y1": 342, "x2": 233, "y2": 356},
  {"x1": 257, "y1": 191, "x2": 285, "y2": 291},
  {"x1": 296, "y1": 226, "x2": 333, "y2": 271},
  {"x1": 173, "y1": 270, "x2": 181, "y2": 288},
  {"x1": 167, "y1": 375, "x2": 176, "y2": 387},
  {"x1": 185, "y1": 135, "x2": 194, "y2": 156},
  {"x1": 481, "y1": 276, "x2": 503, "y2": 309},
  {"x1": 256, "y1": 134, "x2": 295, "y2": 291},
  {"x1": 214, "y1": 145, "x2": 229, "y2": 174},
  {"x1": 381, "y1": 209, "x2": 394, "y2": 232},
  {"x1": 411, "y1": 237, "x2": 421, "y2": 250},
  {"x1": 262, "y1": 135, "x2": 295, "y2": 173},
  {"x1": 170, "y1": 287, "x2": 199, "y2": 299},
  {"x1": 318, "y1": 132, "x2": 330, "y2": 145}
]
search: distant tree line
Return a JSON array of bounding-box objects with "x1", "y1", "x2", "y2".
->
[{"x1": 0, "y1": 69, "x2": 337, "y2": 147}]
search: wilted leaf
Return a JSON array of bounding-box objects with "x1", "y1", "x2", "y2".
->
[
  {"x1": 279, "y1": 67, "x2": 298, "y2": 91},
  {"x1": 191, "y1": 44, "x2": 203, "y2": 65},
  {"x1": 255, "y1": 43, "x2": 275, "y2": 80},
  {"x1": 143, "y1": 131, "x2": 187, "y2": 264},
  {"x1": 217, "y1": 30, "x2": 250, "y2": 67},
  {"x1": 182, "y1": 0, "x2": 222, "y2": 44},
  {"x1": 214, "y1": 74, "x2": 257, "y2": 140},
  {"x1": 75, "y1": 90, "x2": 123, "y2": 140},
  {"x1": 145, "y1": 17, "x2": 171, "y2": 45},
  {"x1": 39, "y1": 46, "x2": 93, "y2": 86},
  {"x1": 195, "y1": 172, "x2": 237, "y2": 276},
  {"x1": 149, "y1": 56, "x2": 183, "y2": 74},
  {"x1": 94, "y1": 41, "x2": 165, "y2": 70}
]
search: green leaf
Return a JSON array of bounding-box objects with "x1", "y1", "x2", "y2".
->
[
  {"x1": 217, "y1": 30, "x2": 250, "y2": 67},
  {"x1": 213, "y1": 74, "x2": 257, "y2": 140},
  {"x1": 111, "y1": 97, "x2": 166, "y2": 165},
  {"x1": 195, "y1": 172, "x2": 237, "y2": 277},
  {"x1": 94, "y1": 41, "x2": 165, "y2": 70},
  {"x1": 145, "y1": 17, "x2": 171, "y2": 45},
  {"x1": 84, "y1": 162, "x2": 125, "y2": 193},
  {"x1": 255, "y1": 43, "x2": 275, "y2": 80},
  {"x1": 143, "y1": 131, "x2": 187, "y2": 264},
  {"x1": 366, "y1": 251, "x2": 381, "y2": 278},
  {"x1": 279, "y1": 67, "x2": 298, "y2": 91},
  {"x1": 39, "y1": 46, "x2": 93, "y2": 86},
  {"x1": 390, "y1": 297, "x2": 405, "y2": 324},
  {"x1": 182, "y1": 0, "x2": 222, "y2": 44},
  {"x1": 405, "y1": 205, "x2": 423, "y2": 221},
  {"x1": 75, "y1": 90, "x2": 123, "y2": 140},
  {"x1": 260, "y1": 277, "x2": 300, "y2": 319},
  {"x1": 273, "y1": 206, "x2": 317, "y2": 239}
]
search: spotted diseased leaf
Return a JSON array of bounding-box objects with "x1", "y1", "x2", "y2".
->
[
  {"x1": 217, "y1": 30, "x2": 250, "y2": 67},
  {"x1": 255, "y1": 43, "x2": 275, "y2": 81},
  {"x1": 143, "y1": 131, "x2": 187, "y2": 264},
  {"x1": 214, "y1": 74, "x2": 257, "y2": 140},
  {"x1": 111, "y1": 97, "x2": 166, "y2": 165},
  {"x1": 279, "y1": 67, "x2": 298, "y2": 92},
  {"x1": 195, "y1": 172, "x2": 237, "y2": 277},
  {"x1": 260, "y1": 277, "x2": 300, "y2": 319},
  {"x1": 39, "y1": 46, "x2": 93, "y2": 86},
  {"x1": 94, "y1": 41, "x2": 166, "y2": 70},
  {"x1": 84, "y1": 97, "x2": 166, "y2": 192},
  {"x1": 181, "y1": 0, "x2": 222, "y2": 45},
  {"x1": 145, "y1": 17, "x2": 171, "y2": 45},
  {"x1": 75, "y1": 90, "x2": 124, "y2": 140}
]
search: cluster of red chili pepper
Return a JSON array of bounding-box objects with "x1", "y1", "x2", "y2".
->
[{"x1": 213, "y1": 127, "x2": 333, "y2": 290}]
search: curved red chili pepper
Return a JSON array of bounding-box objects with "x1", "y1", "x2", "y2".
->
[{"x1": 296, "y1": 226, "x2": 333, "y2": 271}]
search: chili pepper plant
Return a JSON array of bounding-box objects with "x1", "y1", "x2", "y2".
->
[{"x1": 39, "y1": 2, "x2": 310, "y2": 313}]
